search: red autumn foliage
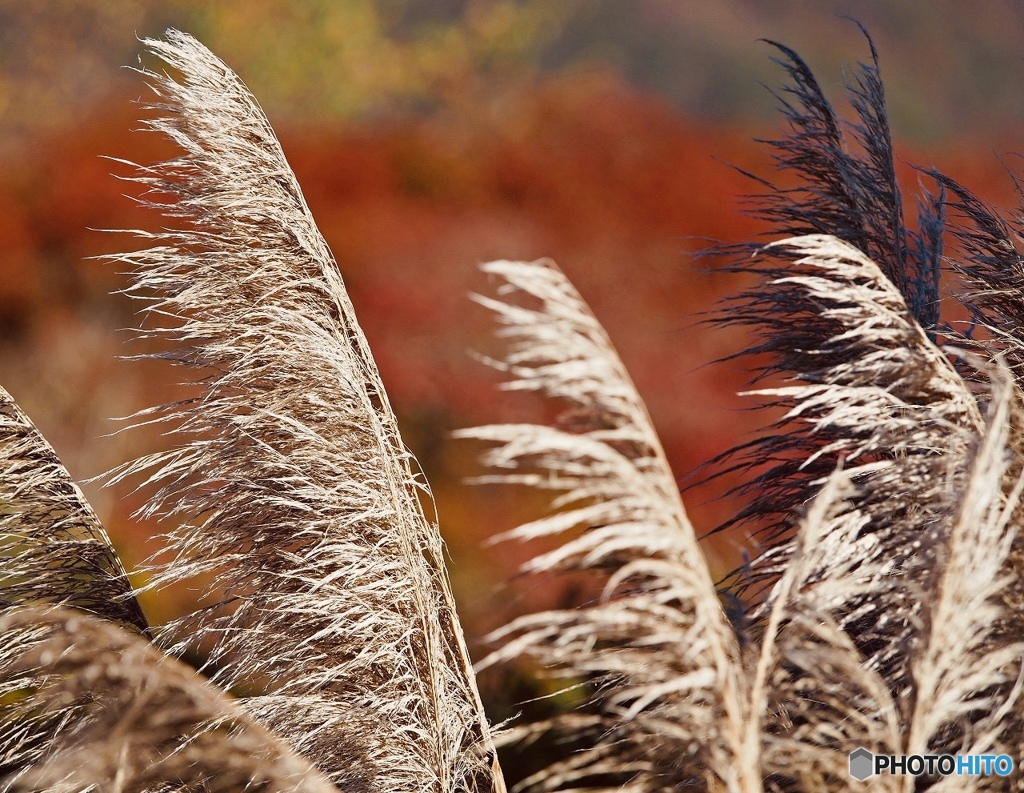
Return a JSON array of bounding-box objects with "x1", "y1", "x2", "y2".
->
[{"x1": 0, "y1": 69, "x2": 1019, "y2": 657}]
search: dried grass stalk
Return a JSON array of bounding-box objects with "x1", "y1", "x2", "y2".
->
[{"x1": 465, "y1": 246, "x2": 1024, "y2": 792}]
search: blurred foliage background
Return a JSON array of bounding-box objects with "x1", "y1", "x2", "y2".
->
[{"x1": 2, "y1": 0, "x2": 1024, "y2": 774}]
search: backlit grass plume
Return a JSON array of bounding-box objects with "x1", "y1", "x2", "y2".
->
[
  {"x1": 750, "y1": 470, "x2": 903, "y2": 792},
  {"x1": 0, "y1": 387, "x2": 145, "y2": 630},
  {"x1": 0, "y1": 386, "x2": 148, "y2": 777},
  {"x1": 103, "y1": 29, "x2": 504, "y2": 793},
  {"x1": 0, "y1": 606, "x2": 339, "y2": 793},
  {"x1": 460, "y1": 258, "x2": 753, "y2": 791},
  {"x1": 747, "y1": 28, "x2": 942, "y2": 332},
  {"x1": 721, "y1": 32, "x2": 1024, "y2": 768},
  {"x1": 718, "y1": 236, "x2": 984, "y2": 696},
  {"x1": 903, "y1": 367, "x2": 1024, "y2": 772},
  {"x1": 742, "y1": 376, "x2": 1021, "y2": 791},
  {"x1": 735, "y1": 239, "x2": 1024, "y2": 786}
]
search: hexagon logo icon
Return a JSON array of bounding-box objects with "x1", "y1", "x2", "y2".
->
[{"x1": 849, "y1": 748, "x2": 874, "y2": 781}]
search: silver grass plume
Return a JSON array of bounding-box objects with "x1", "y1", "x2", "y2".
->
[
  {"x1": 757, "y1": 367, "x2": 1024, "y2": 793},
  {"x1": 458, "y1": 259, "x2": 754, "y2": 792},
  {"x1": 107, "y1": 30, "x2": 503, "y2": 792},
  {"x1": 0, "y1": 386, "x2": 148, "y2": 774},
  {"x1": 902, "y1": 368, "x2": 1024, "y2": 784},
  {"x1": 732, "y1": 240, "x2": 1024, "y2": 789},
  {"x1": 927, "y1": 171, "x2": 1024, "y2": 378},
  {"x1": 716, "y1": 235, "x2": 983, "y2": 698},
  {"x1": 0, "y1": 386, "x2": 145, "y2": 628},
  {"x1": 749, "y1": 374, "x2": 1019, "y2": 786},
  {"x1": 0, "y1": 606, "x2": 339, "y2": 793},
  {"x1": 753, "y1": 470, "x2": 901, "y2": 793},
  {"x1": 722, "y1": 238, "x2": 1024, "y2": 781}
]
